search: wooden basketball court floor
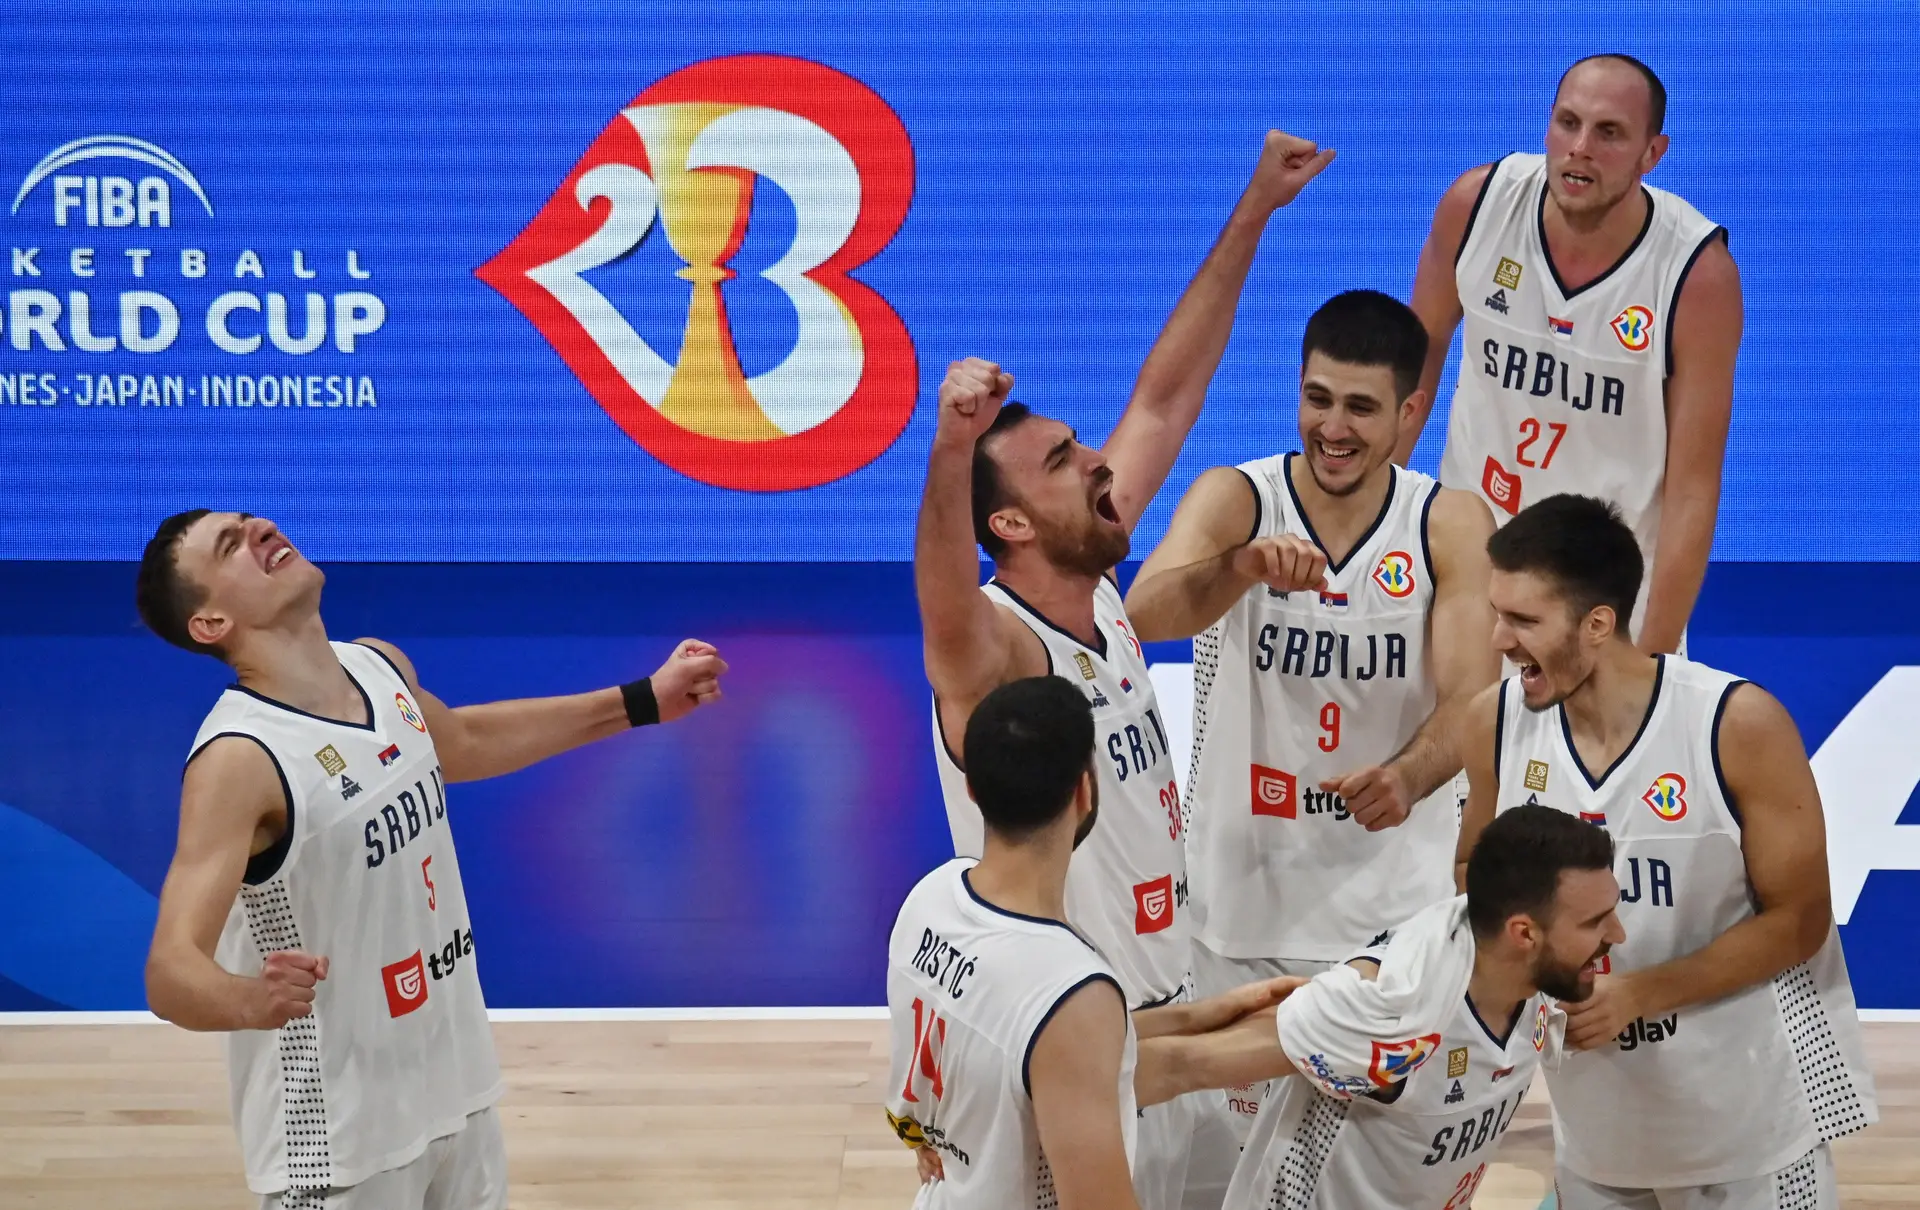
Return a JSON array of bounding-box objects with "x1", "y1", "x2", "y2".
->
[{"x1": 2, "y1": 1016, "x2": 1914, "y2": 1208}]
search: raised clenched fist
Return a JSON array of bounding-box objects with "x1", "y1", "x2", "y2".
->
[
  {"x1": 247, "y1": 949, "x2": 329, "y2": 1031},
  {"x1": 652, "y1": 639, "x2": 729, "y2": 723},
  {"x1": 1231, "y1": 535, "x2": 1329, "y2": 595},
  {"x1": 1246, "y1": 129, "x2": 1336, "y2": 213},
  {"x1": 936, "y1": 357, "x2": 1015, "y2": 442}
]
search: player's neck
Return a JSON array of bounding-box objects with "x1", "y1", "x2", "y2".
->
[
  {"x1": 1465, "y1": 947, "x2": 1533, "y2": 1040},
  {"x1": 1560, "y1": 641, "x2": 1660, "y2": 755},
  {"x1": 227, "y1": 613, "x2": 367, "y2": 725},
  {"x1": 1541, "y1": 184, "x2": 1649, "y2": 289},
  {"x1": 1287, "y1": 454, "x2": 1391, "y2": 565},
  {"x1": 991, "y1": 557, "x2": 1103, "y2": 649},
  {"x1": 970, "y1": 836, "x2": 1071, "y2": 924}
]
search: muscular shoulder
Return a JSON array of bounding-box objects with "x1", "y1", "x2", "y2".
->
[
  {"x1": 353, "y1": 636, "x2": 420, "y2": 690},
  {"x1": 182, "y1": 733, "x2": 287, "y2": 830},
  {"x1": 1425, "y1": 488, "x2": 1494, "y2": 567},
  {"x1": 1671, "y1": 236, "x2": 1741, "y2": 347},
  {"x1": 1184, "y1": 465, "x2": 1259, "y2": 527},
  {"x1": 1714, "y1": 681, "x2": 1801, "y2": 761},
  {"x1": 1429, "y1": 163, "x2": 1497, "y2": 246}
]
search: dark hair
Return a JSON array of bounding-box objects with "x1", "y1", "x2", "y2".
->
[
  {"x1": 136, "y1": 509, "x2": 221, "y2": 657},
  {"x1": 1465, "y1": 804, "x2": 1615, "y2": 941},
  {"x1": 1558, "y1": 53, "x2": 1667, "y2": 136},
  {"x1": 962, "y1": 676, "x2": 1094, "y2": 840},
  {"x1": 1487, "y1": 494, "x2": 1643, "y2": 629},
  {"x1": 971, "y1": 401, "x2": 1034, "y2": 561},
  {"x1": 1300, "y1": 289, "x2": 1429, "y2": 401}
]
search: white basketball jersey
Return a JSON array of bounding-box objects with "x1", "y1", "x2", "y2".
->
[
  {"x1": 1494, "y1": 655, "x2": 1877, "y2": 1186},
  {"x1": 1228, "y1": 980, "x2": 1549, "y2": 1210},
  {"x1": 1187, "y1": 455, "x2": 1456, "y2": 962},
  {"x1": 1441, "y1": 153, "x2": 1724, "y2": 634},
  {"x1": 886, "y1": 859, "x2": 1138, "y2": 1210},
  {"x1": 192, "y1": 643, "x2": 501, "y2": 1195},
  {"x1": 934, "y1": 577, "x2": 1189, "y2": 1009}
]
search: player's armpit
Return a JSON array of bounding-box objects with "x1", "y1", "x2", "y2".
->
[
  {"x1": 1399, "y1": 163, "x2": 1492, "y2": 463},
  {"x1": 146, "y1": 736, "x2": 287, "y2": 1031},
  {"x1": 1028, "y1": 978, "x2": 1144, "y2": 1210},
  {"x1": 1124, "y1": 466, "x2": 1261, "y2": 642},
  {"x1": 1624, "y1": 683, "x2": 1832, "y2": 1020},
  {"x1": 1453, "y1": 680, "x2": 1505, "y2": 892}
]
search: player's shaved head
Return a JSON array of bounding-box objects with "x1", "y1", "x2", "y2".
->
[{"x1": 1557, "y1": 53, "x2": 1666, "y2": 136}]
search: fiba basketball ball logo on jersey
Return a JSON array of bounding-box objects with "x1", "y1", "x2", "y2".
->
[
  {"x1": 395, "y1": 692, "x2": 427, "y2": 733},
  {"x1": 1371, "y1": 550, "x2": 1416, "y2": 598},
  {"x1": 1610, "y1": 305, "x2": 1654, "y2": 352},
  {"x1": 1368, "y1": 1033, "x2": 1442, "y2": 1087},
  {"x1": 479, "y1": 55, "x2": 918, "y2": 492},
  {"x1": 1642, "y1": 772, "x2": 1688, "y2": 821}
]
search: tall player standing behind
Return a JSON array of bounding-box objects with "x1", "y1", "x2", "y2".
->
[
  {"x1": 1125, "y1": 291, "x2": 1497, "y2": 1203},
  {"x1": 1401, "y1": 53, "x2": 1741, "y2": 653},
  {"x1": 888, "y1": 678, "x2": 1308, "y2": 1209},
  {"x1": 916, "y1": 131, "x2": 1334, "y2": 1210},
  {"x1": 136, "y1": 510, "x2": 726, "y2": 1210},
  {"x1": 1456, "y1": 495, "x2": 1876, "y2": 1209}
]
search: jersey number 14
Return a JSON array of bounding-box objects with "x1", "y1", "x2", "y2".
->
[{"x1": 900, "y1": 997, "x2": 948, "y2": 1104}]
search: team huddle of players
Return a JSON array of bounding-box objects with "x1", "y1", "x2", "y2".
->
[{"x1": 886, "y1": 54, "x2": 1878, "y2": 1210}]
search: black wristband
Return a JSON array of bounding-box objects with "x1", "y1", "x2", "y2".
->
[{"x1": 620, "y1": 677, "x2": 659, "y2": 727}]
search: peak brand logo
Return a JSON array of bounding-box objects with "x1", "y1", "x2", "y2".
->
[{"x1": 479, "y1": 56, "x2": 917, "y2": 492}]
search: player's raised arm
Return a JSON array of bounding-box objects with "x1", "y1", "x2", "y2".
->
[
  {"x1": 1102, "y1": 131, "x2": 1335, "y2": 530},
  {"x1": 1124, "y1": 467, "x2": 1327, "y2": 642},
  {"x1": 355, "y1": 637, "x2": 726, "y2": 784},
  {"x1": 1396, "y1": 165, "x2": 1493, "y2": 465},
  {"x1": 1453, "y1": 680, "x2": 1505, "y2": 893},
  {"x1": 1563, "y1": 683, "x2": 1833, "y2": 1050},
  {"x1": 1637, "y1": 238, "x2": 1740, "y2": 655},
  {"x1": 914, "y1": 359, "x2": 1044, "y2": 727},
  {"x1": 147, "y1": 738, "x2": 329, "y2": 1032},
  {"x1": 1027, "y1": 978, "x2": 1145, "y2": 1210},
  {"x1": 1324, "y1": 489, "x2": 1498, "y2": 830}
]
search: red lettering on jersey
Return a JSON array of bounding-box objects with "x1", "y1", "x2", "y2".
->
[
  {"x1": 900, "y1": 996, "x2": 947, "y2": 1103},
  {"x1": 422, "y1": 855, "x2": 437, "y2": 911}
]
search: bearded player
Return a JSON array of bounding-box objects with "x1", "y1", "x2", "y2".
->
[
  {"x1": 137, "y1": 509, "x2": 726, "y2": 1209},
  {"x1": 1401, "y1": 53, "x2": 1741, "y2": 654},
  {"x1": 1456, "y1": 494, "x2": 1876, "y2": 1208},
  {"x1": 916, "y1": 131, "x2": 1334, "y2": 1209}
]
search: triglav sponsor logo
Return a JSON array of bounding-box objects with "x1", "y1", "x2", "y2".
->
[{"x1": 479, "y1": 55, "x2": 917, "y2": 492}]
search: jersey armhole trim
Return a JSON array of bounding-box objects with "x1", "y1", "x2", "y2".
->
[
  {"x1": 1664, "y1": 226, "x2": 1730, "y2": 378},
  {"x1": 988, "y1": 579, "x2": 1083, "y2": 666},
  {"x1": 1418, "y1": 481, "x2": 1443, "y2": 588},
  {"x1": 187, "y1": 731, "x2": 296, "y2": 886},
  {"x1": 1710, "y1": 679, "x2": 1752, "y2": 829},
  {"x1": 352, "y1": 640, "x2": 411, "y2": 691},
  {"x1": 1232, "y1": 465, "x2": 1262, "y2": 544},
  {"x1": 1022, "y1": 972, "x2": 1124, "y2": 1098},
  {"x1": 1493, "y1": 679, "x2": 1509, "y2": 776},
  {"x1": 932, "y1": 694, "x2": 966, "y2": 771},
  {"x1": 1454, "y1": 156, "x2": 1508, "y2": 268}
]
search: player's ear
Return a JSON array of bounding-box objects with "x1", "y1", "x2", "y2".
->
[
  {"x1": 1396, "y1": 387, "x2": 1427, "y2": 429},
  {"x1": 187, "y1": 609, "x2": 231, "y2": 650},
  {"x1": 988, "y1": 507, "x2": 1032, "y2": 549},
  {"x1": 1641, "y1": 133, "x2": 1669, "y2": 176},
  {"x1": 1584, "y1": 603, "x2": 1617, "y2": 646}
]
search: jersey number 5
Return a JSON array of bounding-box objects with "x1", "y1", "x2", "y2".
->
[{"x1": 901, "y1": 997, "x2": 948, "y2": 1104}]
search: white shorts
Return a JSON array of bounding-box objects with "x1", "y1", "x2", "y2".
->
[
  {"x1": 263, "y1": 1107, "x2": 508, "y2": 1210},
  {"x1": 1555, "y1": 1143, "x2": 1835, "y2": 1210},
  {"x1": 1182, "y1": 940, "x2": 1335, "y2": 1210}
]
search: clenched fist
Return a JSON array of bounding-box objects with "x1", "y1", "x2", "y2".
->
[
  {"x1": 1231, "y1": 535, "x2": 1329, "y2": 595},
  {"x1": 1245, "y1": 129, "x2": 1336, "y2": 214},
  {"x1": 936, "y1": 357, "x2": 1015, "y2": 443},
  {"x1": 653, "y1": 639, "x2": 728, "y2": 723},
  {"x1": 245, "y1": 949, "x2": 329, "y2": 1031}
]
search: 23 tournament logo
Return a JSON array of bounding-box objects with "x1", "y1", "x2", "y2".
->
[{"x1": 479, "y1": 55, "x2": 917, "y2": 492}]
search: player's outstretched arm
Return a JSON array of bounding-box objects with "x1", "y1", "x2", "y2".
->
[
  {"x1": 1133, "y1": 974, "x2": 1307, "y2": 1040},
  {"x1": 1396, "y1": 164, "x2": 1493, "y2": 465},
  {"x1": 1029, "y1": 978, "x2": 1144, "y2": 1210},
  {"x1": 356, "y1": 637, "x2": 726, "y2": 785},
  {"x1": 1638, "y1": 238, "x2": 1740, "y2": 655},
  {"x1": 1136, "y1": 1006, "x2": 1298, "y2": 1107},
  {"x1": 1452, "y1": 680, "x2": 1506, "y2": 893},
  {"x1": 1324, "y1": 490, "x2": 1497, "y2": 830},
  {"x1": 148, "y1": 738, "x2": 330, "y2": 1032},
  {"x1": 1564, "y1": 683, "x2": 1833, "y2": 1049},
  {"x1": 915, "y1": 358, "x2": 1044, "y2": 747},
  {"x1": 1102, "y1": 130, "x2": 1334, "y2": 531},
  {"x1": 1125, "y1": 468, "x2": 1327, "y2": 641}
]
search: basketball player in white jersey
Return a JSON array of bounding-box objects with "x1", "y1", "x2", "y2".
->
[
  {"x1": 1125, "y1": 289, "x2": 1497, "y2": 1205},
  {"x1": 917, "y1": 129, "x2": 1334, "y2": 1210},
  {"x1": 1454, "y1": 494, "x2": 1877, "y2": 1208},
  {"x1": 889, "y1": 677, "x2": 1311, "y2": 1209},
  {"x1": 134, "y1": 509, "x2": 726, "y2": 1209},
  {"x1": 1402, "y1": 53, "x2": 1742, "y2": 654},
  {"x1": 1217, "y1": 803, "x2": 1625, "y2": 1209}
]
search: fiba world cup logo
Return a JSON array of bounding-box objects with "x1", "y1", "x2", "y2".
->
[{"x1": 479, "y1": 56, "x2": 916, "y2": 491}]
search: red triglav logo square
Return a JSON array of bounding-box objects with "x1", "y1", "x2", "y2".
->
[{"x1": 382, "y1": 950, "x2": 428, "y2": 1018}]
